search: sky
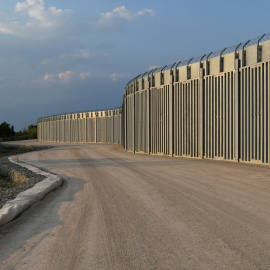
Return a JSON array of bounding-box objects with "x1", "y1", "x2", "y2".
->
[{"x1": 0, "y1": 0, "x2": 270, "y2": 131}]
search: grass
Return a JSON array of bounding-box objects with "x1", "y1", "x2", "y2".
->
[
  {"x1": 0, "y1": 177, "x2": 19, "y2": 192},
  {"x1": 0, "y1": 144, "x2": 44, "y2": 158}
]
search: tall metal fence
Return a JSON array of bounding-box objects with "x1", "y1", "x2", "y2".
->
[
  {"x1": 38, "y1": 33, "x2": 270, "y2": 164},
  {"x1": 123, "y1": 34, "x2": 270, "y2": 164},
  {"x1": 37, "y1": 108, "x2": 122, "y2": 145}
]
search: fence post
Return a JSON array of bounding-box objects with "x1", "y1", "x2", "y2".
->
[
  {"x1": 147, "y1": 87, "x2": 150, "y2": 154},
  {"x1": 199, "y1": 67, "x2": 204, "y2": 158},
  {"x1": 104, "y1": 112, "x2": 106, "y2": 143},
  {"x1": 133, "y1": 81, "x2": 136, "y2": 153},
  {"x1": 147, "y1": 72, "x2": 152, "y2": 155},
  {"x1": 85, "y1": 114, "x2": 87, "y2": 143},
  {"x1": 68, "y1": 116, "x2": 70, "y2": 142},
  {"x1": 125, "y1": 95, "x2": 127, "y2": 151},
  {"x1": 234, "y1": 58, "x2": 240, "y2": 161},
  {"x1": 95, "y1": 113, "x2": 97, "y2": 143},
  {"x1": 112, "y1": 110, "x2": 115, "y2": 144},
  {"x1": 169, "y1": 70, "x2": 174, "y2": 156}
]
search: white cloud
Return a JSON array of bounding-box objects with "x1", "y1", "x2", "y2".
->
[
  {"x1": 0, "y1": 23, "x2": 15, "y2": 35},
  {"x1": 80, "y1": 72, "x2": 91, "y2": 80},
  {"x1": 94, "y1": 5, "x2": 155, "y2": 29},
  {"x1": 0, "y1": 3, "x2": 155, "y2": 38},
  {"x1": 73, "y1": 50, "x2": 94, "y2": 59},
  {"x1": 137, "y1": 9, "x2": 155, "y2": 17},
  {"x1": 58, "y1": 71, "x2": 75, "y2": 84},
  {"x1": 41, "y1": 50, "x2": 109, "y2": 67},
  {"x1": 110, "y1": 73, "x2": 125, "y2": 82},
  {"x1": 36, "y1": 70, "x2": 91, "y2": 85},
  {"x1": 59, "y1": 50, "x2": 100, "y2": 60},
  {"x1": 43, "y1": 73, "x2": 57, "y2": 83},
  {"x1": 0, "y1": 0, "x2": 72, "y2": 39},
  {"x1": 15, "y1": 0, "x2": 65, "y2": 28}
]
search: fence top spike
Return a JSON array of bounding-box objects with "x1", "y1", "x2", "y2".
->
[
  {"x1": 151, "y1": 68, "x2": 157, "y2": 75},
  {"x1": 161, "y1": 65, "x2": 167, "y2": 72},
  {"x1": 258, "y1": 33, "x2": 265, "y2": 45},
  {"x1": 242, "y1": 40, "x2": 250, "y2": 50},
  {"x1": 220, "y1": 47, "x2": 227, "y2": 56},
  {"x1": 176, "y1": 61, "x2": 182, "y2": 68},
  {"x1": 200, "y1": 54, "x2": 206, "y2": 63},
  {"x1": 170, "y1": 62, "x2": 177, "y2": 70},
  {"x1": 206, "y1": 52, "x2": 212, "y2": 60},
  {"x1": 187, "y1": 58, "x2": 193, "y2": 65}
]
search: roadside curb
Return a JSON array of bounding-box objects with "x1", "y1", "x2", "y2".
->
[{"x1": 0, "y1": 157, "x2": 63, "y2": 226}]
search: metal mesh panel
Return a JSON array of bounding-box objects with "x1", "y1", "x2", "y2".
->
[
  {"x1": 239, "y1": 61, "x2": 270, "y2": 163},
  {"x1": 174, "y1": 80, "x2": 199, "y2": 157}
]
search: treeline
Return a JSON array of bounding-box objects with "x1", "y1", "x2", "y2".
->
[{"x1": 0, "y1": 122, "x2": 37, "y2": 141}]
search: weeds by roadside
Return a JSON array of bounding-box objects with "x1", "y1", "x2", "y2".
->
[
  {"x1": 0, "y1": 178, "x2": 19, "y2": 192},
  {"x1": 0, "y1": 144, "x2": 47, "y2": 159},
  {"x1": 0, "y1": 144, "x2": 49, "y2": 193}
]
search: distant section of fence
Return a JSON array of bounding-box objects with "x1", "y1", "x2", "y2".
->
[
  {"x1": 37, "y1": 108, "x2": 122, "y2": 145},
  {"x1": 38, "y1": 33, "x2": 270, "y2": 164}
]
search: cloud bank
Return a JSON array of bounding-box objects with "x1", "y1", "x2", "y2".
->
[
  {"x1": 34, "y1": 70, "x2": 91, "y2": 85},
  {"x1": 0, "y1": 2, "x2": 155, "y2": 39},
  {"x1": 93, "y1": 5, "x2": 155, "y2": 30},
  {"x1": 0, "y1": 0, "x2": 72, "y2": 39}
]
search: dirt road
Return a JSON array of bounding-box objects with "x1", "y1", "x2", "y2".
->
[{"x1": 0, "y1": 141, "x2": 270, "y2": 269}]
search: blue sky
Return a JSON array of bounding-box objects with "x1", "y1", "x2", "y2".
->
[{"x1": 0, "y1": 0, "x2": 269, "y2": 130}]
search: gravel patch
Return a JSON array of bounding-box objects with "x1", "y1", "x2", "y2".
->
[{"x1": 0, "y1": 157, "x2": 46, "y2": 209}]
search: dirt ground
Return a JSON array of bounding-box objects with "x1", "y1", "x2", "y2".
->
[
  {"x1": 0, "y1": 143, "x2": 46, "y2": 159},
  {"x1": 0, "y1": 140, "x2": 270, "y2": 269}
]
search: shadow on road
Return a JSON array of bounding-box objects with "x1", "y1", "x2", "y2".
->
[
  {"x1": 25, "y1": 157, "x2": 188, "y2": 168},
  {"x1": 0, "y1": 176, "x2": 86, "y2": 264}
]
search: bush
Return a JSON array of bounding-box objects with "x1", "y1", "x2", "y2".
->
[
  {"x1": 0, "y1": 122, "x2": 15, "y2": 139},
  {"x1": 28, "y1": 125, "x2": 37, "y2": 139},
  {"x1": 0, "y1": 122, "x2": 37, "y2": 141}
]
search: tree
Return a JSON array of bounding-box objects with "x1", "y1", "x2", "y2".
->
[
  {"x1": 0, "y1": 122, "x2": 15, "y2": 139},
  {"x1": 28, "y1": 124, "x2": 37, "y2": 139}
]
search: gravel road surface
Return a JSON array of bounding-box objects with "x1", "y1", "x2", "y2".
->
[{"x1": 0, "y1": 141, "x2": 270, "y2": 269}]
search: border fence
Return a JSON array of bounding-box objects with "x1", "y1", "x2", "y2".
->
[
  {"x1": 38, "y1": 33, "x2": 270, "y2": 164},
  {"x1": 37, "y1": 108, "x2": 122, "y2": 145}
]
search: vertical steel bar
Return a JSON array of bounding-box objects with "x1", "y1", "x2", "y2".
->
[
  {"x1": 263, "y1": 63, "x2": 267, "y2": 163},
  {"x1": 175, "y1": 83, "x2": 178, "y2": 156},
  {"x1": 206, "y1": 77, "x2": 209, "y2": 158},
  {"x1": 265, "y1": 62, "x2": 270, "y2": 163},
  {"x1": 252, "y1": 68, "x2": 255, "y2": 160},
  {"x1": 189, "y1": 82, "x2": 192, "y2": 156},
  {"x1": 229, "y1": 72, "x2": 232, "y2": 159},
  {"x1": 242, "y1": 69, "x2": 245, "y2": 161},
  {"x1": 256, "y1": 67, "x2": 260, "y2": 160},
  {"x1": 225, "y1": 73, "x2": 229, "y2": 159},
  {"x1": 260, "y1": 65, "x2": 263, "y2": 162},
  {"x1": 210, "y1": 76, "x2": 213, "y2": 158},
  {"x1": 192, "y1": 81, "x2": 195, "y2": 157},
  {"x1": 213, "y1": 76, "x2": 216, "y2": 157},
  {"x1": 234, "y1": 61, "x2": 239, "y2": 161},
  {"x1": 247, "y1": 68, "x2": 250, "y2": 161},
  {"x1": 199, "y1": 70, "x2": 204, "y2": 158},
  {"x1": 182, "y1": 83, "x2": 185, "y2": 155},
  {"x1": 181, "y1": 83, "x2": 183, "y2": 156},
  {"x1": 231, "y1": 72, "x2": 235, "y2": 160},
  {"x1": 219, "y1": 76, "x2": 222, "y2": 157},
  {"x1": 195, "y1": 80, "x2": 198, "y2": 157}
]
